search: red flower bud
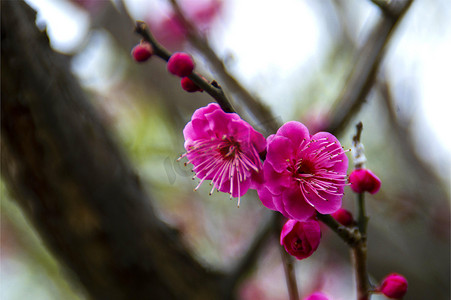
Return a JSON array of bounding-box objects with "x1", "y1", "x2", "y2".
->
[
  {"x1": 167, "y1": 52, "x2": 195, "y2": 77},
  {"x1": 181, "y1": 77, "x2": 203, "y2": 93},
  {"x1": 280, "y1": 219, "x2": 321, "y2": 260},
  {"x1": 349, "y1": 168, "x2": 381, "y2": 194},
  {"x1": 379, "y1": 273, "x2": 408, "y2": 299},
  {"x1": 131, "y1": 42, "x2": 153, "y2": 62},
  {"x1": 331, "y1": 208, "x2": 354, "y2": 226}
]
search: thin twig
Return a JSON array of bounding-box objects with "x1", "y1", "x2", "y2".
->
[
  {"x1": 134, "y1": 21, "x2": 235, "y2": 113},
  {"x1": 356, "y1": 193, "x2": 369, "y2": 237},
  {"x1": 326, "y1": 0, "x2": 414, "y2": 136},
  {"x1": 352, "y1": 121, "x2": 363, "y2": 145},
  {"x1": 316, "y1": 213, "x2": 361, "y2": 246},
  {"x1": 352, "y1": 243, "x2": 370, "y2": 300},
  {"x1": 280, "y1": 245, "x2": 299, "y2": 300},
  {"x1": 273, "y1": 214, "x2": 299, "y2": 300},
  {"x1": 351, "y1": 122, "x2": 370, "y2": 300}
]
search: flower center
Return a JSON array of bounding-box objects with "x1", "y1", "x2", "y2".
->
[
  {"x1": 289, "y1": 137, "x2": 348, "y2": 204},
  {"x1": 292, "y1": 238, "x2": 304, "y2": 251},
  {"x1": 218, "y1": 139, "x2": 240, "y2": 159},
  {"x1": 296, "y1": 160, "x2": 315, "y2": 176},
  {"x1": 180, "y1": 136, "x2": 261, "y2": 207}
]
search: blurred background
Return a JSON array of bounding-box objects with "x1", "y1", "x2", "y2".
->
[{"x1": 1, "y1": 0, "x2": 450, "y2": 299}]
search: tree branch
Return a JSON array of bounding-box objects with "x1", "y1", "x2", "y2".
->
[{"x1": 326, "y1": 0, "x2": 414, "y2": 136}]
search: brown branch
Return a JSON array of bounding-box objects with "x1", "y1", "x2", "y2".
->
[
  {"x1": 326, "y1": 0, "x2": 414, "y2": 136},
  {"x1": 1, "y1": 2, "x2": 224, "y2": 299},
  {"x1": 316, "y1": 213, "x2": 362, "y2": 246},
  {"x1": 274, "y1": 215, "x2": 299, "y2": 300},
  {"x1": 352, "y1": 242, "x2": 370, "y2": 300}
]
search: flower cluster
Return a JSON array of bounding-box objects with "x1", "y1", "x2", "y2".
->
[
  {"x1": 181, "y1": 104, "x2": 348, "y2": 263},
  {"x1": 182, "y1": 105, "x2": 349, "y2": 217}
]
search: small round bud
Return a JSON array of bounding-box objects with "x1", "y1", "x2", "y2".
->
[
  {"x1": 167, "y1": 52, "x2": 195, "y2": 77},
  {"x1": 379, "y1": 273, "x2": 408, "y2": 299},
  {"x1": 349, "y1": 168, "x2": 381, "y2": 194},
  {"x1": 181, "y1": 77, "x2": 203, "y2": 93},
  {"x1": 331, "y1": 208, "x2": 354, "y2": 226},
  {"x1": 131, "y1": 42, "x2": 153, "y2": 62}
]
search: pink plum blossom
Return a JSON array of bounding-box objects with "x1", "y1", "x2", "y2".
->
[
  {"x1": 349, "y1": 168, "x2": 381, "y2": 194},
  {"x1": 181, "y1": 103, "x2": 266, "y2": 205},
  {"x1": 280, "y1": 219, "x2": 321, "y2": 260},
  {"x1": 258, "y1": 121, "x2": 348, "y2": 221}
]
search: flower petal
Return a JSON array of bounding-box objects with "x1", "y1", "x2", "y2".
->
[
  {"x1": 257, "y1": 186, "x2": 277, "y2": 211},
  {"x1": 303, "y1": 184, "x2": 343, "y2": 214},
  {"x1": 266, "y1": 136, "x2": 294, "y2": 173},
  {"x1": 282, "y1": 186, "x2": 316, "y2": 221},
  {"x1": 262, "y1": 163, "x2": 291, "y2": 194},
  {"x1": 277, "y1": 121, "x2": 310, "y2": 149}
]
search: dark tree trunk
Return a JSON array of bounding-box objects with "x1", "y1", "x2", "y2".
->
[{"x1": 1, "y1": 2, "x2": 224, "y2": 299}]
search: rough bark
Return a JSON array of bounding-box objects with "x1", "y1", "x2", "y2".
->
[{"x1": 1, "y1": 2, "x2": 224, "y2": 299}]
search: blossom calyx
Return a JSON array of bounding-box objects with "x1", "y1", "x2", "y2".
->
[
  {"x1": 379, "y1": 273, "x2": 408, "y2": 299},
  {"x1": 167, "y1": 52, "x2": 195, "y2": 77},
  {"x1": 349, "y1": 168, "x2": 381, "y2": 194},
  {"x1": 280, "y1": 219, "x2": 321, "y2": 260},
  {"x1": 131, "y1": 42, "x2": 153, "y2": 62}
]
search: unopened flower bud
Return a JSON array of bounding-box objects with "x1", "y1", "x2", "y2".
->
[
  {"x1": 349, "y1": 168, "x2": 381, "y2": 194},
  {"x1": 280, "y1": 219, "x2": 321, "y2": 260},
  {"x1": 379, "y1": 273, "x2": 408, "y2": 299},
  {"x1": 303, "y1": 292, "x2": 331, "y2": 300},
  {"x1": 131, "y1": 42, "x2": 153, "y2": 62},
  {"x1": 331, "y1": 208, "x2": 354, "y2": 226},
  {"x1": 181, "y1": 77, "x2": 203, "y2": 93},
  {"x1": 167, "y1": 52, "x2": 195, "y2": 77}
]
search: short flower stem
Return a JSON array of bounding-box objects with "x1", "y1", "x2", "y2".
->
[
  {"x1": 316, "y1": 213, "x2": 361, "y2": 246},
  {"x1": 274, "y1": 214, "x2": 299, "y2": 300},
  {"x1": 352, "y1": 242, "x2": 370, "y2": 300},
  {"x1": 357, "y1": 193, "x2": 368, "y2": 236},
  {"x1": 354, "y1": 192, "x2": 369, "y2": 299},
  {"x1": 279, "y1": 244, "x2": 299, "y2": 300}
]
